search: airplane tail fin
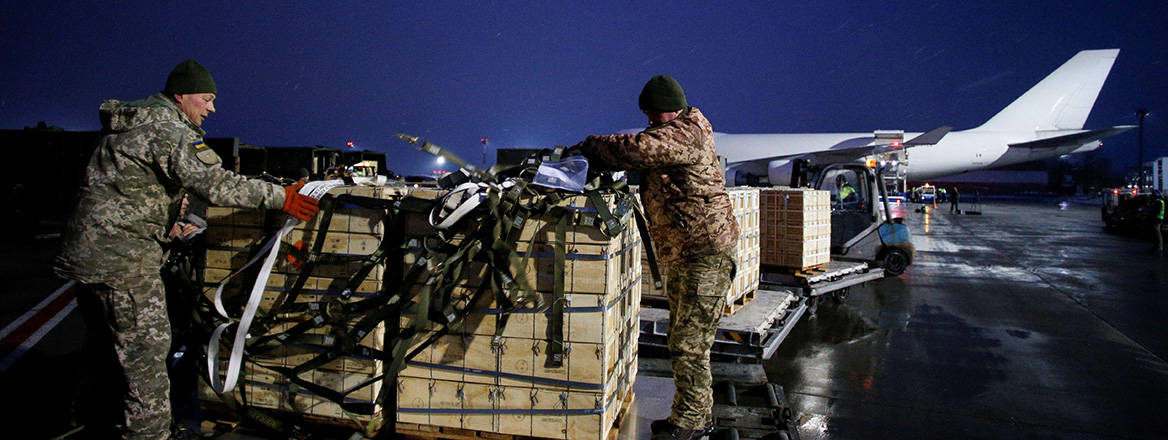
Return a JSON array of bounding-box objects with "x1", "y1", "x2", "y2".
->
[{"x1": 976, "y1": 49, "x2": 1119, "y2": 132}]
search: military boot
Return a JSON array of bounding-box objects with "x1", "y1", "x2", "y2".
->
[
  {"x1": 651, "y1": 418, "x2": 677, "y2": 434},
  {"x1": 650, "y1": 422, "x2": 714, "y2": 440}
]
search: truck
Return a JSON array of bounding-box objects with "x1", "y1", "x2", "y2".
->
[{"x1": 911, "y1": 183, "x2": 936, "y2": 203}]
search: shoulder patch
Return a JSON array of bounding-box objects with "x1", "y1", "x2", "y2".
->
[{"x1": 192, "y1": 140, "x2": 221, "y2": 165}]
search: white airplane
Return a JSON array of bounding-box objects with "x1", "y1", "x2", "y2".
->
[{"x1": 718, "y1": 49, "x2": 1135, "y2": 185}]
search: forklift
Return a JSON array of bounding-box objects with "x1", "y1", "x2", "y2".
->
[{"x1": 793, "y1": 159, "x2": 914, "y2": 276}]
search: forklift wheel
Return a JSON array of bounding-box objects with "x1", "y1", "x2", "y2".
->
[{"x1": 880, "y1": 248, "x2": 909, "y2": 276}]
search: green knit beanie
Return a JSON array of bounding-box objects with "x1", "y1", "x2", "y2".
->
[
  {"x1": 163, "y1": 59, "x2": 217, "y2": 96},
  {"x1": 638, "y1": 75, "x2": 687, "y2": 113}
]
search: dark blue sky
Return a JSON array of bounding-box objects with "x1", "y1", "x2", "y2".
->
[{"x1": 2, "y1": 2, "x2": 1164, "y2": 176}]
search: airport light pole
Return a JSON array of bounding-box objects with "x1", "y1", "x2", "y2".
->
[
  {"x1": 481, "y1": 138, "x2": 489, "y2": 168},
  {"x1": 1138, "y1": 108, "x2": 1147, "y2": 189}
]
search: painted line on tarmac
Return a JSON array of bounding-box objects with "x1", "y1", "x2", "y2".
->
[
  {"x1": 0, "y1": 281, "x2": 75, "y2": 340},
  {"x1": 0, "y1": 281, "x2": 77, "y2": 374}
]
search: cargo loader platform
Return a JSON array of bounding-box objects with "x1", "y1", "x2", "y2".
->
[
  {"x1": 639, "y1": 288, "x2": 807, "y2": 361},
  {"x1": 759, "y1": 259, "x2": 882, "y2": 298}
]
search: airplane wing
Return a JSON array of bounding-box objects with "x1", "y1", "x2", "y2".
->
[
  {"x1": 904, "y1": 126, "x2": 954, "y2": 146},
  {"x1": 793, "y1": 125, "x2": 953, "y2": 164},
  {"x1": 1008, "y1": 125, "x2": 1135, "y2": 150}
]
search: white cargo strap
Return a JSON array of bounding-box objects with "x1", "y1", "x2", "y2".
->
[
  {"x1": 430, "y1": 181, "x2": 516, "y2": 230},
  {"x1": 206, "y1": 180, "x2": 343, "y2": 394}
]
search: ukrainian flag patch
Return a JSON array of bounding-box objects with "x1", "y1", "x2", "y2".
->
[{"x1": 193, "y1": 140, "x2": 220, "y2": 165}]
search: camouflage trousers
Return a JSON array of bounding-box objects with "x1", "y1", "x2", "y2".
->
[
  {"x1": 666, "y1": 250, "x2": 735, "y2": 430},
  {"x1": 76, "y1": 275, "x2": 173, "y2": 440}
]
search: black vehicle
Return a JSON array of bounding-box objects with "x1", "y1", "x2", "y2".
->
[{"x1": 1103, "y1": 193, "x2": 1167, "y2": 234}]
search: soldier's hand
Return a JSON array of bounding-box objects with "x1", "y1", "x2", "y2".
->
[{"x1": 282, "y1": 182, "x2": 320, "y2": 221}]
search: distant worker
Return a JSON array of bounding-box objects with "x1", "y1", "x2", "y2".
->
[
  {"x1": 938, "y1": 187, "x2": 947, "y2": 203},
  {"x1": 836, "y1": 174, "x2": 857, "y2": 209},
  {"x1": 1149, "y1": 194, "x2": 1164, "y2": 255},
  {"x1": 54, "y1": 59, "x2": 320, "y2": 440},
  {"x1": 570, "y1": 75, "x2": 738, "y2": 440},
  {"x1": 951, "y1": 187, "x2": 961, "y2": 213}
]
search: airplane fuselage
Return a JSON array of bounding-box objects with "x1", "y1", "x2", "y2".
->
[{"x1": 717, "y1": 128, "x2": 1100, "y2": 182}]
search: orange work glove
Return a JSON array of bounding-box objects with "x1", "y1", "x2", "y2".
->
[{"x1": 283, "y1": 182, "x2": 320, "y2": 221}]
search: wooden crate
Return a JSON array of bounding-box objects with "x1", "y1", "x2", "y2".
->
[
  {"x1": 397, "y1": 192, "x2": 641, "y2": 439},
  {"x1": 760, "y1": 188, "x2": 831, "y2": 270},
  {"x1": 724, "y1": 187, "x2": 760, "y2": 312},
  {"x1": 200, "y1": 185, "x2": 642, "y2": 438},
  {"x1": 396, "y1": 320, "x2": 637, "y2": 439},
  {"x1": 198, "y1": 357, "x2": 385, "y2": 425},
  {"x1": 640, "y1": 187, "x2": 761, "y2": 310},
  {"x1": 200, "y1": 184, "x2": 413, "y2": 427}
]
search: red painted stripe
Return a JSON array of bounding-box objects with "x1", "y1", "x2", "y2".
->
[{"x1": 0, "y1": 286, "x2": 77, "y2": 354}]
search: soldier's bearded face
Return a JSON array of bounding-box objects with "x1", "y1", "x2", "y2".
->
[{"x1": 175, "y1": 93, "x2": 217, "y2": 127}]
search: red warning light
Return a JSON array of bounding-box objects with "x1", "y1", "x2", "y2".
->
[
  {"x1": 480, "y1": 138, "x2": 489, "y2": 143},
  {"x1": 891, "y1": 141, "x2": 901, "y2": 148},
  {"x1": 346, "y1": 141, "x2": 355, "y2": 148}
]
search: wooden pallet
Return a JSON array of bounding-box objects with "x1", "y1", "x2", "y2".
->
[
  {"x1": 762, "y1": 262, "x2": 829, "y2": 276},
  {"x1": 792, "y1": 263, "x2": 830, "y2": 277},
  {"x1": 724, "y1": 289, "x2": 757, "y2": 316},
  {"x1": 395, "y1": 390, "x2": 635, "y2": 440}
]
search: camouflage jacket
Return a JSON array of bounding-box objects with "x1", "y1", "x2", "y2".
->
[
  {"x1": 574, "y1": 107, "x2": 738, "y2": 266},
  {"x1": 55, "y1": 93, "x2": 285, "y2": 284}
]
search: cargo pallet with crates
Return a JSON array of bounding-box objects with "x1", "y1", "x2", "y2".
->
[
  {"x1": 638, "y1": 186, "x2": 798, "y2": 362},
  {"x1": 196, "y1": 154, "x2": 648, "y2": 440},
  {"x1": 638, "y1": 186, "x2": 879, "y2": 362}
]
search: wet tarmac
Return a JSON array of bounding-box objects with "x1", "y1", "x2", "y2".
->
[
  {"x1": 766, "y1": 201, "x2": 1168, "y2": 439},
  {"x1": 3, "y1": 200, "x2": 1166, "y2": 439}
]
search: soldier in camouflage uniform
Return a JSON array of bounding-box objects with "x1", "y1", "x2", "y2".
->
[
  {"x1": 54, "y1": 60, "x2": 320, "y2": 440},
  {"x1": 571, "y1": 75, "x2": 738, "y2": 440}
]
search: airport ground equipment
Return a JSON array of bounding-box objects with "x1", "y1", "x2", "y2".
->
[
  {"x1": 801, "y1": 162, "x2": 914, "y2": 276},
  {"x1": 639, "y1": 259, "x2": 878, "y2": 362},
  {"x1": 760, "y1": 259, "x2": 882, "y2": 305},
  {"x1": 1103, "y1": 191, "x2": 1168, "y2": 235},
  {"x1": 639, "y1": 162, "x2": 890, "y2": 363},
  {"x1": 710, "y1": 380, "x2": 801, "y2": 440},
  {"x1": 640, "y1": 288, "x2": 802, "y2": 362},
  {"x1": 910, "y1": 184, "x2": 936, "y2": 203}
]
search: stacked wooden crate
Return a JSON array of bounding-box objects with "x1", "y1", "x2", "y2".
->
[
  {"x1": 396, "y1": 191, "x2": 640, "y2": 440},
  {"x1": 760, "y1": 187, "x2": 831, "y2": 270},
  {"x1": 638, "y1": 188, "x2": 761, "y2": 313},
  {"x1": 199, "y1": 184, "x2": 640, "y2": 439},
  {"x1": 724, "y1": 187, "x2": 760, "y2": 315},
  {"x1": 200, "y1": 184, "x2": 404, "y2": 427}
]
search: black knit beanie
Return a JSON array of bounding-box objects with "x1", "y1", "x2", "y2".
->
[
  {"x1": 638, "y1": 75, "x2": 687, "y2": 113},
  {"x1": 163, "y1": 59, "x2": 217, "y2": 96}
]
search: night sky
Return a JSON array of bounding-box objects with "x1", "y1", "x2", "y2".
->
[{"x1": 2, "y1": 1, "x2": 1165, "y2": 177}]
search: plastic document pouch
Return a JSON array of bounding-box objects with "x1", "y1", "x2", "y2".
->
[{"x1": 533, "y1": 156, "x2": 589, "y2": 193}]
